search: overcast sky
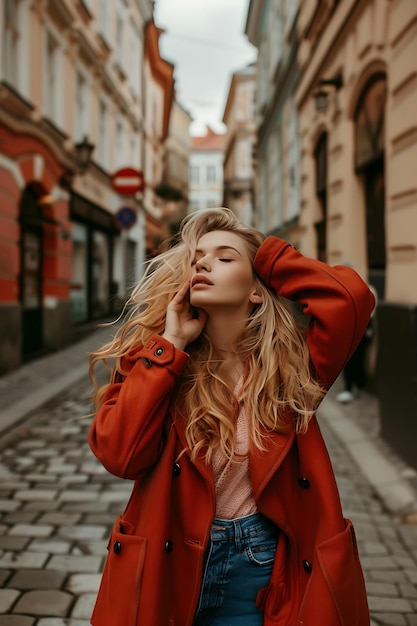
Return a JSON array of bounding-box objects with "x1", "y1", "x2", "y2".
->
[{"x1": 154, "y1": 0, "x2": 257, "y2": 136}]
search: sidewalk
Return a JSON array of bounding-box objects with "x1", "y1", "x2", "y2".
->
[
  {"x1": 1, "y1": 326, "x2": 417, "y2": 520},
  {"x1": 0, "y1": 324, "x2": 114, "y2": 437}
]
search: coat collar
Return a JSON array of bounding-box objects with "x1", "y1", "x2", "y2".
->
[{"x1": 171, "y1": 409, "x2": 295, "y2": 500}]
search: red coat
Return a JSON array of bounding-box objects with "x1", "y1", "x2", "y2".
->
[{"x1": 89, "y1": 237, "x2": 375, "y2": 626}]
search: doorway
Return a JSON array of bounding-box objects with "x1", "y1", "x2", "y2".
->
[{"x1": 19, "y1": 185, "x2": 44, "y2": 357}]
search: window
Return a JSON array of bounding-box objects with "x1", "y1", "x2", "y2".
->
[
  {"x1": 45, "y1": 31, "x2": 59, "y2": 122},
  {"x1": 207, "y1": 165, "x2": 217, "y2": 183},
  {"x1": 98, "y1": 0, "x2": 110, "y2": 43},
  {"x1": 3, "y1": 0, "x2": 20, "y2": 86},
  {"x1": 129, "y1": 22, "x2": 141, "y2": 95},
  {"x1": 116, "y1": 118, "x2": 124, "y2": 168},
  {"x1": 190, "y1": 166, "x2": 200, "y2": 184},
  {"x1": 97, "y1": 99, "x2": 108, "y2": 168},
  {"x1": 71, "y1": 223, "x2": 88, "y2": 322},
  {"x1": 116, "y1": 12, "x2": 124, "y2": 67},
  {"x1": 75, "y1": 71, "x2": 88, "y2": 141}
]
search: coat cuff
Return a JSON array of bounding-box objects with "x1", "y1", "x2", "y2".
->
[{"x1": 139, "y1": 334, "x2": 189, "y2": 375}]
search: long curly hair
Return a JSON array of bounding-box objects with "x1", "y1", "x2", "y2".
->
[{"x1": 90, "y1": 208, "x2": 324, "y2": 462}]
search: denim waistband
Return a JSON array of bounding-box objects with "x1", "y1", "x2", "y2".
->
[{"x1": 210, "y1": 512, "x2": 278, "y2": 543}]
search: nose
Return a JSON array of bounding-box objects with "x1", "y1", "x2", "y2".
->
[{"x1": 195, "y1": 257, "x2": 210, "y2": 272}]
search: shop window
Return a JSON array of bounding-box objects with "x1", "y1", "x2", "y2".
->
[
  {"x1": 91, "y1": 231, "x2": 110, "y2": 318},
  {"x1": 71, "y1": 223, "x2": 88, "y2": 322}
]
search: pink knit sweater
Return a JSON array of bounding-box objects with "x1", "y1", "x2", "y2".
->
[{"x1": 212, "y1": 405, "x2": 258, "y2": 519}]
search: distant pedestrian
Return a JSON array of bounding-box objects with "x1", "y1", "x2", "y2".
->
[
  {"x1": 88, "y1": 208, "x2": 374, "y2": 626},
  {"x1": 337, "y1": 283, "x2": 377, "y2": 403}
]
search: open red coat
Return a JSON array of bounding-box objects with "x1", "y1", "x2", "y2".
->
[{"x1": 89, "y1": 237, "x2": 375, "y2": 626}]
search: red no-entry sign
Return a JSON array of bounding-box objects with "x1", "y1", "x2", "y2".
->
[{"x1": 111, "y1": 167, "x2": 144, "y2": 195}]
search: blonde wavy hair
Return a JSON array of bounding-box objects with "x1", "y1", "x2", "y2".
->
[{"x1": 90, "y1": 208, "x2": 324, "y2": 462}]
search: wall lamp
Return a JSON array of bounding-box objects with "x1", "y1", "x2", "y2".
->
[
  {"x1": 314, "y1": 73, "x2": 344, "y2": 113},
  {"x1": 59, "y1": 135, "x2": 95, "y2": 189}
]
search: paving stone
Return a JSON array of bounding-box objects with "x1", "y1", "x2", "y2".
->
[
  {"x1": 0, "y1": 501, "x2": 22, "y2": 513},
  {"x1": 46, "y1": 555, "x2": 102, "y2": 573},
  {"x1": 72, "y1": 540, "x2": 107, "y2": 556},
  {"x1": 0, "y1": 616, "x2": 35, "y2": 625},
  {"x1": 57, "y1": 525, "x2": 107, "y2": 540},
  {"x1": 57, "y1": 491, "x2": 98, "y2": 503},
  {"x1": 3, "y1": 513, "x2": 38, "y2": 524},
  {"x1": 37, "y1": 513, "x2": 81, "y2": 525},
  {"x1": 12, "y1": 590, "x2": 73, "y2": 617},
  {"x1": 399, "y1": 582, "x2": 417, "y2": 598},
  {"x1": 0, "y1": 589, "x2": 20, "y2": 613},
  {"x1": 0, "y1": 552, "x2": 48, "y2": 569},
  {"x1": 37, "y1": 617, "x2": 90, "y2": 626},
  {"x1": 365, "y1": 581, "x2": 398, "y2": 596},
  {"x1": 9, "y1": 524, "x2": 54, "y2": 538},
  {"x1": 23, "y1": 502, "x2": 60, "y2": 512},
  {"x1": 14, "y1": 491, "x2": 58, "y2": 502},
  {"x1": 368, "y1": 596, "x2": 414, "y2": 613},
  {"x1": 372, "y1": 613, "x2": 407, "y2": 625},
  {"x1": 8, "y1": 569, "x2": 66, "y2": 590},
  {"x1": 0, "y1": 537, "x2": 30, "y2": 551},
  {"x1": 70, "y1": 593, "x2": 96, "y2": 619},
  {"x1": 361, "y1": 555, "x2": 398, "y2": 569},
  {"x1": 65, "y1": 573, "x2": 101, "y2": 594},
  {"x1": 28, "y1": 539, "x2": 71, "y2": 555},
  {"x1": 0, "y1": 569, "x2": 12, "y2": 586}
]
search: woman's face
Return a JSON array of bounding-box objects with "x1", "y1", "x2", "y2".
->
[{"x1": 189, "y1": 230, "x2": 260, "y2": 313}]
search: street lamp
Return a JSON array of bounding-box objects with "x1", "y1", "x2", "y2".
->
[
  {"x1": 74, "y1": 135, "x2": 95, "y2": 173},
  {"x1": 59, "y1": 135, "x2": 95, "y2": 189},
  {"x1": 314, "y1": 73, "x2": 344, "y2": 113}
]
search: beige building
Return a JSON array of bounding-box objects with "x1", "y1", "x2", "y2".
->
[
  {"x1": 157, "y1": 98, "x2": 192, "y2": 236},
  {"x1": 247, "y1": 0, "x2": 417, "y2": 470},
  {"x1": 0, "y1": 0, "x2": 152, "y2": 372},
  {"x1": 223, "y1": 64, "x2": 257, "y2": 226}
]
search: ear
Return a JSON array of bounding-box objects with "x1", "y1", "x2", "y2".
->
[{"x1": 249, "y1": 291, "x2": 263, "y2": 304}]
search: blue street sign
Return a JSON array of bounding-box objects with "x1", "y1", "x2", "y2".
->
[{"x1": 115, "y1": 206, "x2": 137, "y2": 230}]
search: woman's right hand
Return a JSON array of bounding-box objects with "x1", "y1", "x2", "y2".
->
[{"x1": 162, "y1": 281, "x2": 208, "y2": 351}]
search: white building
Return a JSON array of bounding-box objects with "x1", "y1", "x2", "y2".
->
[{"x1": 189, "y1": 128, "x2": 225, "y2": 213}]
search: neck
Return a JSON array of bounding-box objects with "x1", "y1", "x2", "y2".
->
[{"x1": 204, "y1": 312, "x2": 246, "y2": 353}]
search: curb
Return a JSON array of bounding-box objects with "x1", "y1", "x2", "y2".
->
[{"x1": 318, "y1": 393, "x2": 417, "y2": 515}]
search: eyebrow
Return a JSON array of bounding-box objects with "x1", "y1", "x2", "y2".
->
[{"x1": 194, "y1": 245, "x2": 242, "y2": 256}]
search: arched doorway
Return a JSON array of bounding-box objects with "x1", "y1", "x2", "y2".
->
[
  {"x1": 354, "y1": 74, "x2": 386, "y2": 297},
  {"x1": 19, "y1": 183, "x2": 49, "y2": 357},
  {"x1": 314, "y1": 132, "x2": 328, "y2": 262}
]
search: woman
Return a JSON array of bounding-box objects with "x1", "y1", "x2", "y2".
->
[{"x1": 89, "y1": 208, "x2": 374, "y2": 626}]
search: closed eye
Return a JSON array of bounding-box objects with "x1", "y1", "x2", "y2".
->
[{"x1": 219, "y1": 258, "x2": 233, "y2": 262}]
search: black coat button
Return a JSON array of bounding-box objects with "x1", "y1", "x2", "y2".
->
[
  {"x1": 298, "y1": 477, "x2": 310, "y2": 489},
  {"x1": 113, "y1": 541, "x2": 122, "y2": 554},
  {"x1": 155, "y1": 347, "x2": 164, "y2": 356},
  {"x1": 165, "y1": 540, "x2": 173, "y2": 552},
  {"x1": 302, "y1": 559, "x2": 312, "y2": 573},
  {"x1": 173, "y1": 462, "x2": 181, "y2": 476}
]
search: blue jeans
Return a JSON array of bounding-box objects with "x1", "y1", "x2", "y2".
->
[{"x1": 193, "y1": 513, "x2": 279, "y2": 626}]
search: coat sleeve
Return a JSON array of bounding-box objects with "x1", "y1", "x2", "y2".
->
[
  {"x1": 88, "y1": 334, "x2": 189, "y2": 480},
  {"x1": 253, "y1": 237, "x2": 376, "y2": 390}
]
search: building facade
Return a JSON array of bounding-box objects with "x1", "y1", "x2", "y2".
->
[
  {"x1": 189, "y1": 128, "x2": 225, "y2": 213},
  {"x1": 0, "y1": 0, "x2": 153, "y2": 373},
  {"x1": 247, "y1": 0, "x2": 417, "y2": 470},
  {"x1": 295, "y1": 0, "x2": 417, "y2": 470},
  {"x1": 222, "y1": 64, "x2": 257, "y2": 226},
  {"x1": 246, "y1": 0, "x2": 301, "y2": 240}
]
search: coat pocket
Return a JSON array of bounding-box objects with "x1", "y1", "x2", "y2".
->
[
  {"x1": 91, "y1": 515, "x2": 147, "y2": 626},
  {"x1": 298, "y1": 518, "x2": 369, "y2": 626}
]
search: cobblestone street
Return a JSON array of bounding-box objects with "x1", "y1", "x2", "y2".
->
[{"x1": 0, "y1": 372, "x2": 416, "y2": 625}]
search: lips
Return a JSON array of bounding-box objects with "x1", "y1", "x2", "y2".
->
[{"x1": 191, "y1": 275, "x2": 213, "y2": 287}]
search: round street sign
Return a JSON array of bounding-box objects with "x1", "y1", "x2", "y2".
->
[
  {"x1": 112, "y1": 167, "x2": 144, "y2": 195},
  {"x1": 115, "y1": 206, "x2": 137, "y2": 230}
]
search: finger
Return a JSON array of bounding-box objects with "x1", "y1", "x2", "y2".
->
[{"x1": 172, "y1": 281, "x2": 190, "y2": 304}]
